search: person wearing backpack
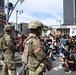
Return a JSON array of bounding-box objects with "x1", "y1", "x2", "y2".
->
[{"x1": 60, "y1": 51, "x2": 76, "y2": 74}]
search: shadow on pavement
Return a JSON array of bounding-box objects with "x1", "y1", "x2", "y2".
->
[
  {"x1": 0, "y1": 65, "x2": 2, "y2": 71},
  {"x1": 16, "y1": 62, "x2": 22, "y2": 68}
]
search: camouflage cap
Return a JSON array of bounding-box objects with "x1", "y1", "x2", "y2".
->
[
  {"x1": 28, "y1": 20, "x2": 43, "y2": 29},
  {"x1": 4, "y1": 24, "x2": 12, "y2": 31}
]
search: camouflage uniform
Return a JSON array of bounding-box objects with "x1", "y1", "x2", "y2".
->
[
  {"x1": 0, "y1": 25, "x2": 17, "y2": 75},
  {"x1": 22, "y1": 20, "x2": 51, "y2": 75}
]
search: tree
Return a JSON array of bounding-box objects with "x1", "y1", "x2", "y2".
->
[
  {"x1": 48, "y1": 26, "x2": 52, "y2": 30},
  {"x1": 42, "y1": 25, "x2": 48, "y2": 32}
]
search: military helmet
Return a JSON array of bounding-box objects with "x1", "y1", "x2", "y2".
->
[
  {"x1": 4, "y1": 24, "x2": 12, "y2": 31},
  {"x1": 28, "y1": 20, "x2": 43, "y2": 29}
]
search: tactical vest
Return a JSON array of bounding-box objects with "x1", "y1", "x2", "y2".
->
[
  {"x1": 22, "y1": 36, "x2": 46, "y2": 71},
  {"x1": 0, "y1": 34, "x2": 16, "y2": 53}
]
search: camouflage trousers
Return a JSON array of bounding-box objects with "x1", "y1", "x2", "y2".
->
[
  {"x1": 2, "y1": 53, "x2": 16, "y2": 75},
  {"x1": 2, "y1": 61, "x2": 16, "y2": 75}
]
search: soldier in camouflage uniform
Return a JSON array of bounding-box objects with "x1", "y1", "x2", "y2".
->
[
  {"x1": 0, "y1": 25, "x2": 17, "y2": 75},
  {"x1": 22, "y1": 20, "x2": 52, "y2": 75}
]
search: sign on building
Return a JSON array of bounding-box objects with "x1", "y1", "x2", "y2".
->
[{"x1": 70, "y1": 28, "x2": 76, "y2": 36}]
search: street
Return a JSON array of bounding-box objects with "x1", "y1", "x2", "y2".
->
[{"x1": 0, "y1": 52, "x2": 76, "y2": 75}]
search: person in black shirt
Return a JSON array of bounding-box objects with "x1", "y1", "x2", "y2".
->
[{"x1": 61, "y1": 51, "x2": 75, "y2": 73}]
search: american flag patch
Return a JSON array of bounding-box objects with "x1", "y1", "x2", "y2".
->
[{"x1": 34, "y1": 48, "x2": 40, "y2": 53}]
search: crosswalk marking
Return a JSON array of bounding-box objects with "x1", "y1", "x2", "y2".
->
[{"x1": 53, "y1": 64, "x2": 63, "y2": 71}]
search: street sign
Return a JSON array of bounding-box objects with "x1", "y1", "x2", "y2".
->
[{"x1": 20, "y1": 0, "x2": 25, "y2": 4}]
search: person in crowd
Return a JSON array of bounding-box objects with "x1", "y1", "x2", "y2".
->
[
  {"x1": 48, "y1": 45, "x2": 56, "y2": 62},
  {"x1": 21, "y1": 20, "x2": 52, "y2": 75},
  {"x1": 48, "y1": 33, "x2": 54, "y2": 45},
  {"x1": 60, "y1": 51, "x2": 76, "y2": 73},
  {"x1": 17, "y1": 33, "x2": 24, "y2": 55},
  {"x1": 60, "y1": 35, "x2": 66, "y2": 47},
  {"x1": 57, "y1": 40, "x2": 65, "y2": 54}
]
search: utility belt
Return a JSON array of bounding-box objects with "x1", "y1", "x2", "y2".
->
[
  {"x1": 27, "y1": 62, "x2": 46, "y2": 73},
  {"x1": 19, "y1": 63, "x2": 46, "y2": 75},
  {"x1": 26, "y1": 55, "x2": 46, "y2": 71}
]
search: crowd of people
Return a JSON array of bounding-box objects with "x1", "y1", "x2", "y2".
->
[
  {"x1": 0, "y1": 20, "x2": 76, "y2": 75},
  {"x1": 40, "y1": 30, "x2": 76, "y2": 74}
]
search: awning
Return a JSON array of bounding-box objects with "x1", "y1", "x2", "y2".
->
[{"x1": 0, "y1": 19, "x2": 6, "y2": 24}]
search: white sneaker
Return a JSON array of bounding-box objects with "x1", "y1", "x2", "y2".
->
[{"x1": 65, "y1": 70, "x2": 72, "y2": 74}]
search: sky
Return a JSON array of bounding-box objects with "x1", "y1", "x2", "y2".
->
[{"x1": 5, "y1": 0, "x2": 63, "y2": 26}]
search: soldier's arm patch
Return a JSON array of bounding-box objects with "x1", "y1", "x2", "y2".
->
[
  {"x1": 34, "y1": 48, "x2": 45, "y2": 56},
  {"x1": 38, "y1": 51, "x2": 44, "y2": 57}
]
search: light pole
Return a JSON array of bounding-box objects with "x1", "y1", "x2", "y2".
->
[
  {"x1": 6, "y1": 0, "x2": 25, "y2": 23},
  {"x1": 7, "y1": 0, "x2": 9, "y2": 23},
  {"x1": 16, "y1": 10, "x2": 23, "y2": 31},
  {"x1": 57, "y1": 20, "x2": 61, "y2": 34}
]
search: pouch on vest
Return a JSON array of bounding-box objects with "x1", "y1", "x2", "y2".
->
[{"x1": 35, "y1": 63, "x2": 45, "y2": 74}]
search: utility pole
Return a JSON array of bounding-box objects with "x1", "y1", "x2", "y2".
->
[
  {"x1": 8, "y1": 0, "x2": 20, "y2": 21},
  {"x1": 16, "y1": 10, "x2": 18, "y2": 30},
  {"x1": 7, "y1": 0, "x2": 9, "y2": 23},
  {"x1": 6, "y1": 0, "x2": 25, "y2": 23},
  {"x1": 59, "y1": 20, "x2": 61, "y2": 34},
  {"x1": 16, "y1": 10, "x2": 23, "y2": 31},
  {"x1": 57, "y1": 20, "x2": 62, "y2": 34}
]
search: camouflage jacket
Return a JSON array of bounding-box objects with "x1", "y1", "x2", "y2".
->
[{"x1": 22, "y1": 33, "x2": 51, "y2": 71}]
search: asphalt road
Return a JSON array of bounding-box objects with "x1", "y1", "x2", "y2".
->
[{"x1": 0, "y1": 52, "x2": 76, "y2": 75}]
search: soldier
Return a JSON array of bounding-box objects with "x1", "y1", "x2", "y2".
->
[
  {"x1": 0, "y1": 25, "x2": 17, "y2": 75},
  {"x1": 21, "y1": 20, "x2": 51, "y2": 75}
]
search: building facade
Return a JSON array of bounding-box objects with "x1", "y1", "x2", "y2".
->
[
  {"x1": 18, "y1": 23, "x2": 29, "y2": 36},
  {"x1": 0, "y1": 0, "x2": 6, "y2": 36},
  {"x1": 51, "y1": 25, "x2": 76, "y2": 36},
  {"x1": 63, "y1": 0, "x2": 76, "y2": 25}
]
